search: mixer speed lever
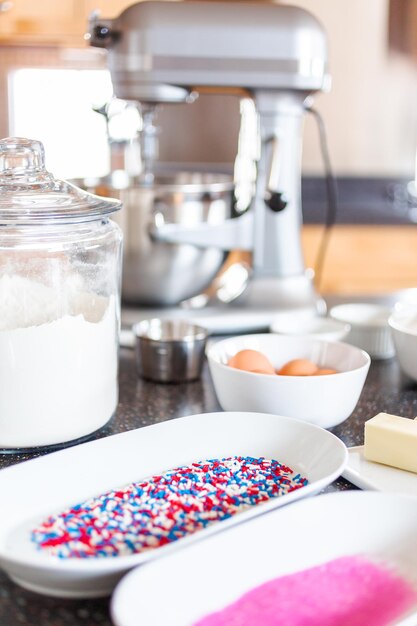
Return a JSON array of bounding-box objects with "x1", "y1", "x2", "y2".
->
[{"x1": 264, "y1": 190, "x2": 288, "y2": 212}]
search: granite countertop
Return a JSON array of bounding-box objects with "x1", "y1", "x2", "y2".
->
[{"x1": 0, "y1": 330, "x2": 416, "y2": 625}]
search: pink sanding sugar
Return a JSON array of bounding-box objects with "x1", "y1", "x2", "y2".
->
[{"x1": 194, "y1": 555, "x2": 417, "y2": 626}]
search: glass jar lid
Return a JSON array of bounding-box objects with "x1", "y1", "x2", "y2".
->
[{"x1": 0, "y1": 137, "x2": 121, "y2": 224}]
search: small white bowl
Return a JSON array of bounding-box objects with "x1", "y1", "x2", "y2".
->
[
  {"x1": 329, "y1": 303, "x2": 394, "y2": 359},
  {"x1": 207, "y1": 334, "x2": 370, "y2": 429},
  {"x1": 388, "y1": 307, "x2": 417, "y2": 381},
  {"x1": 270, "y1": 316, "x2": 350, "y2": 342}
]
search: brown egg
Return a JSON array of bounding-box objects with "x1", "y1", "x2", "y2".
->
[
  {"x1": 277, "y1": 358, "x2": 318, "y2": 376},
  {"x1": 228, "y1": 349, "x2": 276, "y2": 375},
  {"x1": 314, "y1": 368, "x2": 338, "y2": 376}
]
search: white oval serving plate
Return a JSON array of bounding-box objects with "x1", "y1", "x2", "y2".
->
[
  {"x1": 111, "y1": 491, "x2": 417, "y2": 626},
  {"x1": 0, "y1": 412, "x2": 347, "y2": 598}
]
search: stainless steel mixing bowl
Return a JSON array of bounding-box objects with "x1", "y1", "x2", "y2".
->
[{"x1": 75, "y1": 171, "x2": 236, "y2": 306}]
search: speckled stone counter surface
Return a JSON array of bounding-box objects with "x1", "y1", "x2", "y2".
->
[{"x1": 0, "y1": 338, "x2": 416, "y2": 625}]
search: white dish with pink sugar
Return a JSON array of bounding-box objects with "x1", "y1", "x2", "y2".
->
[{"x1": 112, "y1": 491, "x2": 417, "y2": 626}]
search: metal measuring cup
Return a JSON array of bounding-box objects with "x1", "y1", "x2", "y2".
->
[{"x1": 133, "y1": 319, "x2": 208, "y2": 383}]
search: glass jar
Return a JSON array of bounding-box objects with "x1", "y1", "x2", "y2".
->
[{"x1": 0, "y1": 137, "x2": 123, "y2": 452}]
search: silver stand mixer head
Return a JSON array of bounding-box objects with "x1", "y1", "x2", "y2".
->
[{"x1": 89, "y1": 1, "x2": 330, "y2": 326}]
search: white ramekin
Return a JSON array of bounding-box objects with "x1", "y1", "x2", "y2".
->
[{"x1": 329, "y1": 303, "x2": 394, "y2": 359}]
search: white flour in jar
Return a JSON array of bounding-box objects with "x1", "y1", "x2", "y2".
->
[{"x1": 0, "y1": 275, "x2": 118, "y2": 449}]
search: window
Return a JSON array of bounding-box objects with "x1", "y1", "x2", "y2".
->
[{"x1": 8, "y1": 68, "x2": 113, "y2": 180}]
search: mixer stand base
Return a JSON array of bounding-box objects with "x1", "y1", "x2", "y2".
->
[{"x1": 121, "y1": 272, "x2": 325, "y2": 345}]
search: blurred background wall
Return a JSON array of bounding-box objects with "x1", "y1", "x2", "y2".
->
[
  {"x1": 156, "y1": 0, "x2": 417, "y2": 177},
  {"x1": 1, "y1": 0, "x2": 417, "y2": 178}
]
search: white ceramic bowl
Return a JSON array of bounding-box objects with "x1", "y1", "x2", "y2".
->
[
  {"x1": 329, "y1": 303, "x2": 395, "y2": 359},
  {"x1": 388, "y1": 307, "x2": 417, "y2": 381},
  {"x1": 270, "y1": 316, "x2": 350, "y2": 342},
  {"x1": 207, "y1": 334, "x2": 371, "y2": 429}
]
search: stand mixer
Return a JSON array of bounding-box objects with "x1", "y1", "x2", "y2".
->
[{"x1": 89, "y1": 1, "x2": 330, "y2": 333}]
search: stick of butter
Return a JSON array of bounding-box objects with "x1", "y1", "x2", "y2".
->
[{"x1": 364, "y1": 413, "x2": 417, "y2": 473}]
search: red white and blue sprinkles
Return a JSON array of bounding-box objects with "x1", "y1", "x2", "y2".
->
[{"x1": 31, "y1": 456, "x2": 308, "y2": 559}]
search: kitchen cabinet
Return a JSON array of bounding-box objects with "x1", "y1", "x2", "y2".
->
[
  {"x1": 226, "y1": 224, "x2": 417, "y2": 297},
  {"x1": 0, "y1": 0, "x2": 134, "y2": 45},
  {"x1": 302, "y1": 224, "x2": 417, "y2": 295},
  {"x1": 83, "y1": 0, "x2": 140, "y2": 17}
]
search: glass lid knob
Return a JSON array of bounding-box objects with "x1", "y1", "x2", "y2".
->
[{"x1": 0, "y1": 137, "x2": 54, "y2": 187}]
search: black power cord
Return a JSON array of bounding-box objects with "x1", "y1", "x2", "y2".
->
[{"x1": 305, "y1": 105, "x2": 339, "y2": 290}]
